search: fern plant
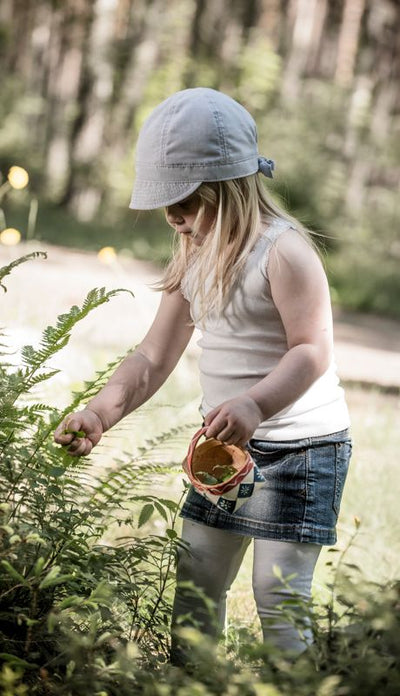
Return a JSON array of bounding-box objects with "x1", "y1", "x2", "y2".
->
[{"x1": 0, "y1": 253, "x2": 191, "y2": 694}]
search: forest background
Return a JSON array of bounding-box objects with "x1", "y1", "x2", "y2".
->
[{"x1": 1, "y1": 0, "x2": 400, "y2": 316}]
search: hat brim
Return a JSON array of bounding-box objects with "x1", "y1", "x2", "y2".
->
[{"x1": 129, "y1": 180, "x2": 202, "y2": 210}]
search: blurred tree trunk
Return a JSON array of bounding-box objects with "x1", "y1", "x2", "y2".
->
[
  {"x1": 186, "y1": 0, "x2": 261, "y2": 84},
  {"x1": 61, "y1": 0, "x2": 118, "y2": 220},
  {"x1": 335, "y1": 0, "x2": 365, "y2": 87},
  {"x1": 344, "y1": 0, "x2": 400, "y2": 214},
  {"x1": 281, "y1": 0, "x2": 323, "y2": 102},
  {"x1": 0, "y1": 0, "x2": 14, "y2": 68},
  {"x1": 369, "y1": 1, "x2": 400, "y2": 144},
  {"x1": 305, "y1": 0, "x2": 328, "y2": 74},
  {"x1": 106, "y1": 1, "x2": 165, "y2": 172},
  {"x1": 64, "y1": 0, "x2": 169, "y2": 220},
  {"x1": 44, "y1": 0, "x2": 92, "y2": 202},
  {"x1": 4, "y1": 0, "x2": 35, "y2": 75}
]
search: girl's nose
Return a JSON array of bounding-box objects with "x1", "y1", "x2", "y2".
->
[{"x1": 166, "y1": 205, "x2": 184, "y2": 224}]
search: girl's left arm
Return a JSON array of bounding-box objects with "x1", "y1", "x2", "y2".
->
[{"x1": 204, "y1": 229, "x2": 334, "y2": 446}]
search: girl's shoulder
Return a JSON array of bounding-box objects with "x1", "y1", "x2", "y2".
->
[
  {"x1": 255, "y1": 217, "x2": 320, "y2": 282},
  {"x1": 261, "y1": 216, "x2": 296, "y2": 243},
  {"x1": 251, "y1": 217, "x2": 296, "y2": 266}
]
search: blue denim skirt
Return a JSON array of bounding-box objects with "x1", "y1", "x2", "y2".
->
[{"x1": 180, "y1": 429, "x2": 352, "y2": 546}]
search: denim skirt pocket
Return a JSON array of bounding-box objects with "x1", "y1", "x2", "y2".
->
[{"x1": 246, "y1": 445, "x2": 308, "y2": 524}]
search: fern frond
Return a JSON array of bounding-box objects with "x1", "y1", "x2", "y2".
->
[
  {"x1": 83, "y1": 425, "x2": 189, "y2": 512},
  {"x1": 10, "y1": 289, "x2": 133, "y2": 403},
  {"x1": 0, "y1": 251, "x2": 47, "y2": 292},
  {"x1": 19, "y1": 368, "x2": 60, "y2": 389},
  {"x1": 19, "y1": 403, "x2": 55, "y2": 415},
  {"x1": 23, "y1": 289, "x2": 133, "y2": 372}
]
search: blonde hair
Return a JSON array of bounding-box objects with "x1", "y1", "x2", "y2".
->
[{"x1": 156, "y1": 174, "x2": 312, "y2": 320}]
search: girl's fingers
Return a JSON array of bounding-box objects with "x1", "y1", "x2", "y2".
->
[
  {"x1": 54, "y1": 418, "x2": 76, "y2": 440},
  {"x1": 205, "y1": 417, "x2": 229, "y2": 441},
  {"x1": 203, "y1": 407, "x2": 218, "y2": 426},
  {"x1": 215, "y1": 426, "x2": 235, "y2": 442},
  {"x1": 54, "y1": 424, "x2": 76, "y2": 445},
  {"x1": 66, "y1": 437, "x2": 92, "y2": 457},
  {"x1": 54, "y1": 431, "x2": 74, "y2": 445},
  {"x1": 65, "y1": 417, "x2": 84, "y2": 433}
]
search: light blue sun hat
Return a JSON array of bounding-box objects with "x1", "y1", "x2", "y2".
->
[{"x1": 129, "y1": 87, "x2": 274, "y2": 210}]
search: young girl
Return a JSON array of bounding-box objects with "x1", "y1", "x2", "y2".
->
[{"x1": 54, "y1": 88, "x2": 351, "y2": 661}]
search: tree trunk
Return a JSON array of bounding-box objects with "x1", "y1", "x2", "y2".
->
[
  {"x1": 281, "y1": 0, "x2": 321, "y2": 102},
  {"x1": 44, "y1": 0, "x2": 92, "y2": 200},
  {"x1": 107, "y1": 0, "x2": 165, "y2": 151},
  {"x1": 64, "y1": 0, "x2": 119, "y2": 220},
  {"x1": 369, "y1": 0, "x2": 400, "y2": 144},
  {"x1": 305, "y1": 0, "x2": 328, "y2": 75},
  {"x1": 335, "y1": 0, "x2": 365, "y2": 87}
]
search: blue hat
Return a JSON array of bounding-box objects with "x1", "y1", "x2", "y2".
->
[{"x1": 130, "y1": 88, "x2": 274, "y2": 210}]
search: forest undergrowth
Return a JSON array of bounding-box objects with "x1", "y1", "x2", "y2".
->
[{"x1": 0, "y1": 254, "x2": 399, "y2": 696}]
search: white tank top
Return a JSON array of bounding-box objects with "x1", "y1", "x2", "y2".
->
[{"x1": 181, "y1": 218, "x2": 350, "y2": 441}]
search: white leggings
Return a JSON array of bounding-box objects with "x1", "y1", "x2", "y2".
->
[{"x1": 171, "y1": 520, "x2": 321, "y2": 662}]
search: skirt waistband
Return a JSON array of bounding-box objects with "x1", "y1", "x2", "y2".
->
[{"x1": 248, "y1": 428, "x2": 351, "y2": 452}]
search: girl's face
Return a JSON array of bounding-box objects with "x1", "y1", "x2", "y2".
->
[{"x1": 165, "y1": 194, "x2": 216, "y2": 246}]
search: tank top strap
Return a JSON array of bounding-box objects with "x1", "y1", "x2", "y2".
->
[{"x1": 258, "y1": 218, "x2": 296, "y2": 281}]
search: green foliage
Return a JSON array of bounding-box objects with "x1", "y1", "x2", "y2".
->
[
  {"x1": 0, "y1": 253, "x2": 187, "y2": 694},
  {"x1": 1, "y1": 253, "x2": 399, "y2": 695}
]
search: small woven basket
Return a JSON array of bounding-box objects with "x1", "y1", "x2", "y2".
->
[{"x1": 183, "y1": 427, "x2": 254, "y2": 495}]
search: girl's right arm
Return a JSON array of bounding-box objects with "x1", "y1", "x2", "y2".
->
[{"x1": 54, "y1": 289, "x2": 194, "y2": 456}]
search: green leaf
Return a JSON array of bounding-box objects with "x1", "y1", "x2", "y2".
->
[
  {"x1": 138, "y1": 503, "x2": 154, "y2": 528},
  {"x1": 49, "y1": 466, "x2": 66, "y2": 477},
  {"x1": 38, "y1": 565, "x2": 61, "y2": 588},
  {"x1": 57, "y1": 595, "x2": 83, "y2": 610},
  {"x1": 158, "y1": 498, "x2": 179, "y2": 511},
  {"x1": 0, "y1": 652, "x2": 38, "y2": 669},
  {"x1": 63, "y1": 429, "x2": 86, "y2": 438},
  {"x1": 1, "y1": 560, "x2": 27, "y2": 584},
  {"x1": 272, "y1": 564, "x2": 283, "y2": 580},
  {"x1": 154, "y1": 501, "x2": 168, "y2": 521},
  {"x1": 8, "y1": 534, "x2": 21, "y2": 544},
  {"x1": 39, "y1": 573, "x2": 75, "y2": 589},
  {"x1": 47, "y1": 612, "x2": 59, "y2": 634},
  {"x1": 33, "y1": 557, "x2": 46, "y2": 576}
]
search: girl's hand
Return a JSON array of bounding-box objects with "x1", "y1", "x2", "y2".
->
[
  {"x1": 54, "y1": 408, "x2": 104, "y2": 457},
  {"x1": 203, "y1": 395, "x2": 263, "y2": 447}
]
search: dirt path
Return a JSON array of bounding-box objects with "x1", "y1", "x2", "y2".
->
[{"x1": 2, "y1": 242, "x2": 400, "y2": 391}]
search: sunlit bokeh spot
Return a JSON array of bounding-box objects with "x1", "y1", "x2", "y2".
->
[
  {"x1": 0, "y1": 227, "x2": 21, "y2": 245},
  {"x1": 97, "y1": 246, "x2": 117, "y2": 264},
  {"x1": 8, "y1": 166, "x2": 29, "y2": 190}
]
